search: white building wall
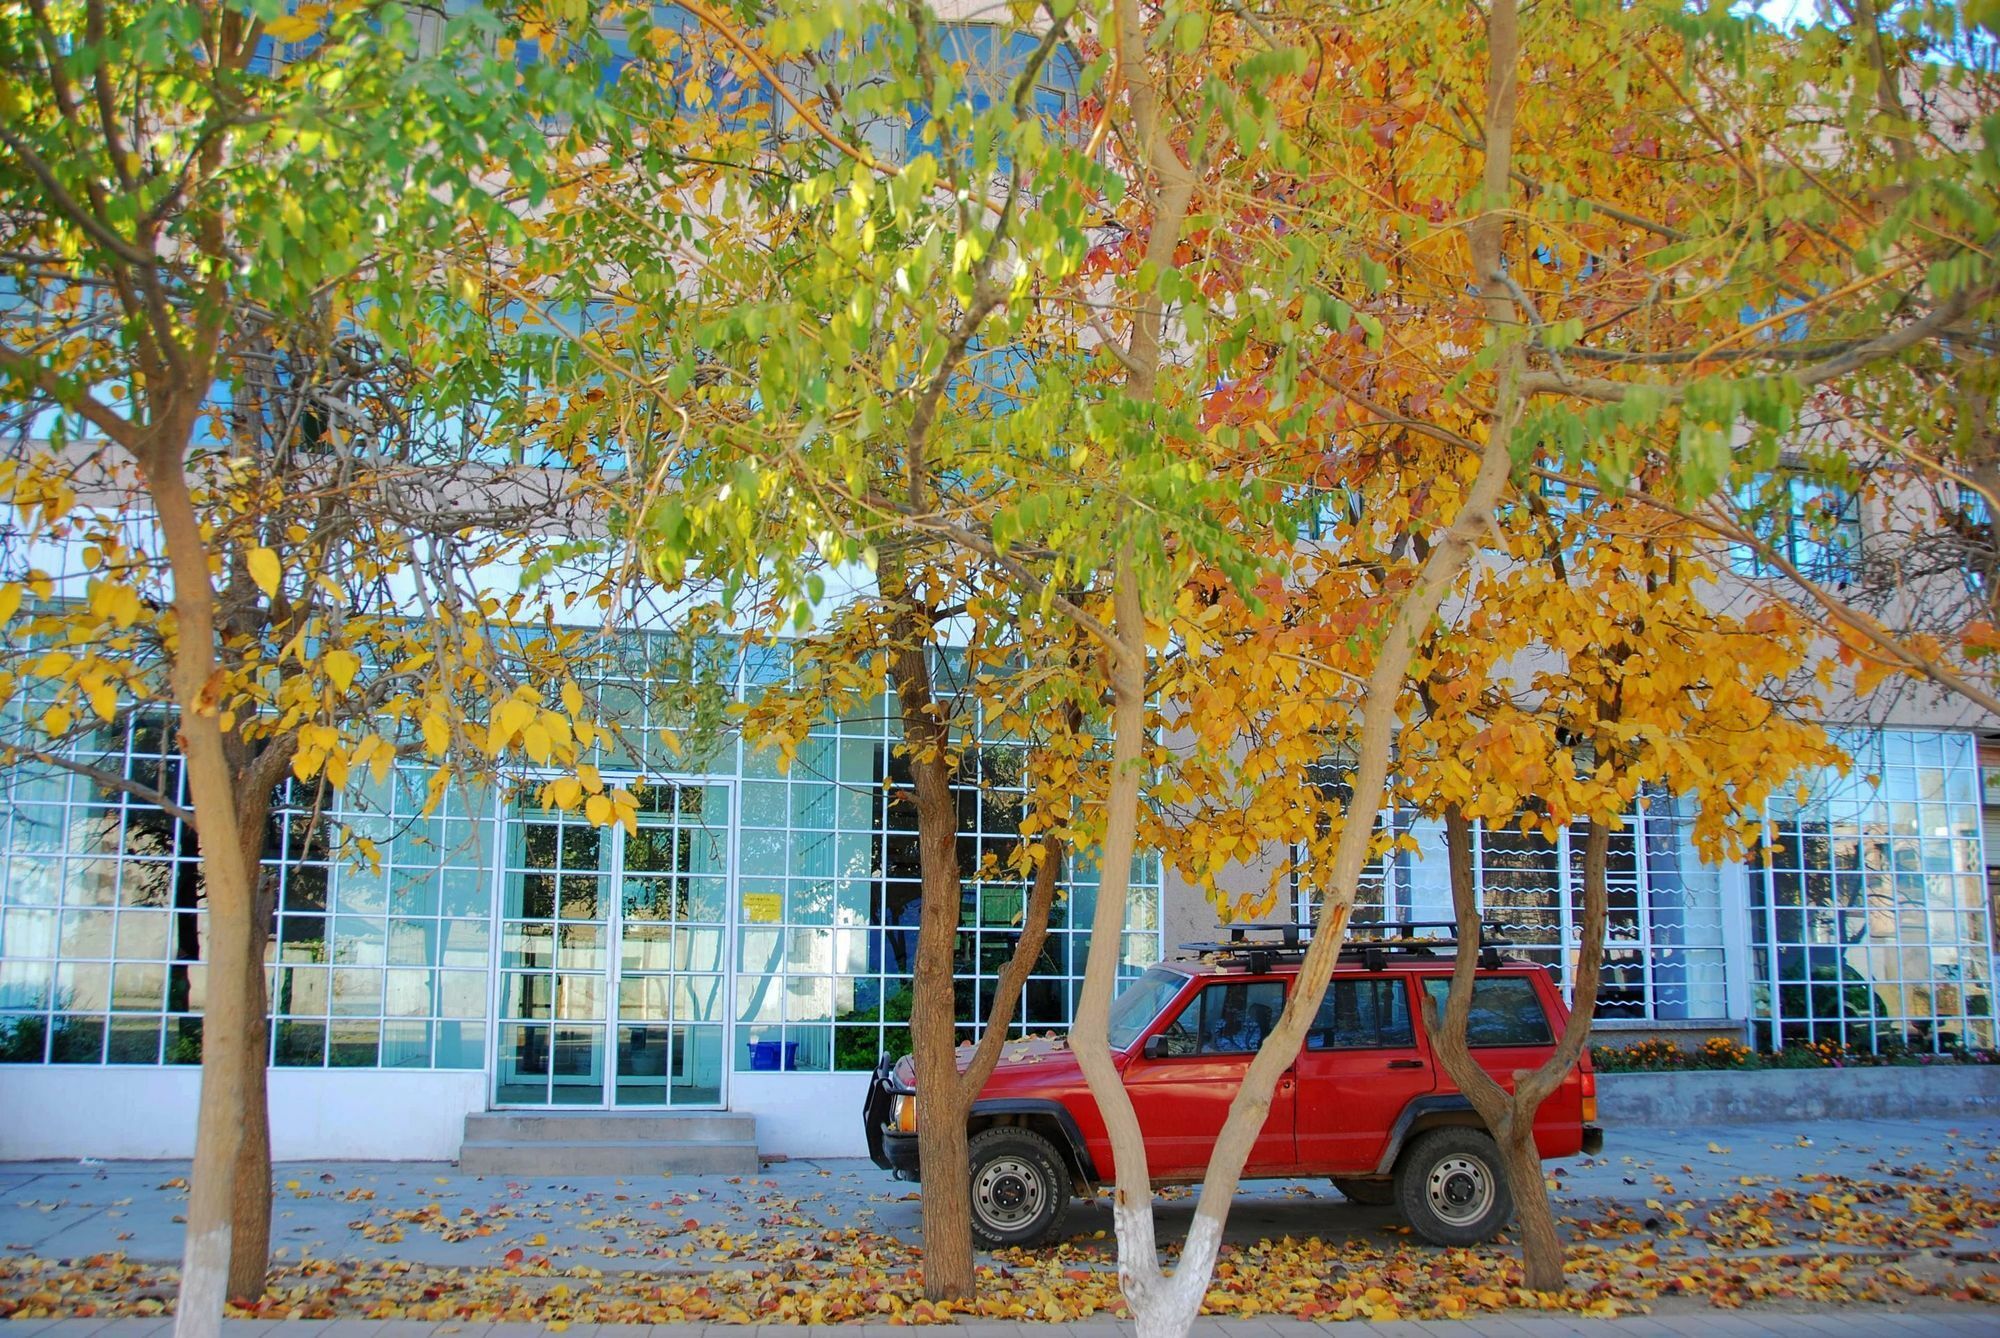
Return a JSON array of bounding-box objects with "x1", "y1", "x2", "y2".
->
[
  {"x1": 0, "y1": 1067, "x2": 880, "y2": 1162},
  {"x1": 0, "y1": 1069, "x2": 485, "y2": 1161},
  {"x1": 730, "y1": 1072, "x2": 871, "y2": 1158}
]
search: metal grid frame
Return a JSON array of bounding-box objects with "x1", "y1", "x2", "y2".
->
[
  {"x1": 1294, "y1": 793, "x2": 1733, "y2": 1022},
  {"x1": 1749, "y1": 729, "x2": 1995, "y2": 1052}
]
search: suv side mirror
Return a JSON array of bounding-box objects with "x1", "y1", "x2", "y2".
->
[{"x1": 1142, "y1": 1035, "x2": 1165, "y2": 1060}]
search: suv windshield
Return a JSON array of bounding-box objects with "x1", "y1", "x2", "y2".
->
[{"x1": 1106, "y1": 967, "x2": 1188, "y2": 1050}]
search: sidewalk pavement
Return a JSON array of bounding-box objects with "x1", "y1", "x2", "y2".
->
[
  {"x1": 3, "y1": 1118, "x2": 2000, "y2": 1328},
  {"x1": 4, "y1": 1116, "x2": 1998, "y2": 1269}
]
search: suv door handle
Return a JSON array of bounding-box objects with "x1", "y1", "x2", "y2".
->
[{"x1": 1387, "y1": 1059, "x2": 1425, "y2": 1070}]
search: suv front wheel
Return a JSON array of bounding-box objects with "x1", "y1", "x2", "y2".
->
[
  {"x1": 1332, "y1": 1176, "x2": 1395, "y2": 1206},
  {"x1": 1396, "y1": 1128, "x2": 1513, "y2": 1246},
  {"x1": 968, "y1": 1127, "x2": 1071, "y2": 1249}
]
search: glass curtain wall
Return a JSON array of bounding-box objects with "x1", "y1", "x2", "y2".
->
[
  {"x1": 0, "y1": 710, "x2": 495, "y2": 1070},
  {"x1": 1295, "y1": 792, "x2": 1730, "y2": 1021},
  {"x1": 0, "y1": 632, "x2": 1166, "y2": 1076},
  {"x1": 731, "y1": 657, "x2": 1163, "y2": 1075},
  {"x1": 1749, "y1": 729, "x2": 1994, "y2": 1050}
]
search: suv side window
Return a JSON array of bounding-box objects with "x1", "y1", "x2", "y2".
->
[
  {"x1": 1308, "y1": 978, "x2": 1415, "y2": 1050},
  {"x1": 1420, "y1": 976, "x2": 1554, "y2": 1046},
  {"x1": 1156, "y1": 980, "x2": 1285, "y2": 1057}
]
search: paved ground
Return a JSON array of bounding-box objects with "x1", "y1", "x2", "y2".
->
[
  {"x1": 3, "y1": 1118, "x2": 2000, "y2": 1327},
  {"x1": 3, "y1": 1117, "x2": 1998, "y2": 1269},
  {"x1": 1, "y1": 1317, "x2": 1998, "y2": 1336}
]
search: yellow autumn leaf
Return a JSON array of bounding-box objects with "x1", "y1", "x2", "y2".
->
[
  {"x1": 584, "y1": 793, "x2": 612, "y2": 827},
  {"x1": 86, "y1": 679, "x2": 116, "y2": 722},
  {"x1": 41, "y1": 704, "x2": 71, "y2": 736},
  {"x1": 266, "y1": 4, "x2": 326, "y2": 41},
  {"x1": 324, "y1": 650, "x2": 360, "y2": 693},
  {"x1": 523, "y1": 722, "x2": 553, "y2": 764},
  {"x1": 539, "y1": 711, "x2": 572, "y2": 749},
  {"x1": 361, "y1": 736, "x2": 393, "y2": 784},
  {"x1": 247, "y1": 547, "x2": 281, "y2": 596},
  {"x1": 495, "y1": 697, "x2": 535, "y2": 744},
  {"x1": 0, "y1": 582, "x2": 22, "y2": 625},
  {"x1": 421, "y1": 714, "x2": 449, "y2": 756},
  {"x1": 562, "y1": 679, "x2": 583, "y2": 716},
  {"x1": 544, "y1": 776, "x2": 582, "y2": 810}
]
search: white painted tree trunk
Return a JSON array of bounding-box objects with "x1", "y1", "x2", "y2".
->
[
  {"x1": 1076, "y1": 420, "x2": 1519, "y2": 1338},
  {"x1": 1061, "y1": 6, "x2": 1528, "y2": 1335}
]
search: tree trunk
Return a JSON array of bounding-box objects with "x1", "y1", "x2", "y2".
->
[
  {"x1": 172, "y1": 841, "x2": 251, "y2": 1338},
  {"x1": 887, "y1": 600, "x2": 978, "y2": 1302},
  {"x1": 1067, "y1": 557, "x2": 1180, "y2": 1317},
  {"x1": 1424, "y1": 807, "x2": 1610, "y2": 1295},
  {"x1": 225, "y1": 863, "x2": 273, "y2": 1302},
  {"x1": 1499, "y1": 1128, "x2": 1562, "y2": 1289},
  {"x1": 139, "y1": 430, "x2": 258, "y2": 1338},
  {"x1": 886, "y1": 605, "x2": 1072, "y2": 1299}
]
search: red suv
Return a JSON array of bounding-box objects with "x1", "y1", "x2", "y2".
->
[{"x1": 863, "y1": 924, "x2": 1603, "y2": 1249}]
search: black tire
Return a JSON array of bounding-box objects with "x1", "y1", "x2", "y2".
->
[
  {"x1": 1332, "y1": 1176, "x2": 1396, "y2": 1206},
  {"x1": 967, "y1": 1126, "x2": 1071, "y2": 1249},
  {"x1": 1394, "y1": 1127, "x2": 1513, "y2": 1246}
]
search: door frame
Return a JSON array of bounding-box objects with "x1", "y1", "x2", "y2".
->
[{"x1": 483, "y1": 773, "x2": 739, "y2": 1110}]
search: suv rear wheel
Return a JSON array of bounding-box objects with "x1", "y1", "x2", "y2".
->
[
  {"x1": 968, "y1": 1127, "x2": 1070, "y2": 1249},
  {"x1": 1395, "y1": 1128, "x2": 1512, "y2": 1246}
]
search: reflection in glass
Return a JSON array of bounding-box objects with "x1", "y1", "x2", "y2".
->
[{"x1": 495, "y1": 798, "x2": 729, "y2": 1107}]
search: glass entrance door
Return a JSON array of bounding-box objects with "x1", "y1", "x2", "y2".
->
[{"x1": 494, "y1": 782, "x2": 730, "y2": 1107}]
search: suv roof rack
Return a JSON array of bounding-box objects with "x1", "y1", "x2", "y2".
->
[{"x1": 1178, "y1": 920, "x2": 1512, "y2": 972}]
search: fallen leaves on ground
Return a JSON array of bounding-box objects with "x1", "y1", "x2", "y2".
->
[{"x1": 6, "y1": 1167, "x2": 2000, "y2": 1324}]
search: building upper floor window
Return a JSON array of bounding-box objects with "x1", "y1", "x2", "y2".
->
[
  {"x1": 1289, "y1": 486, "x2": 1361, "y2": 542},
  {"x1": 1731, "y1": 474, "x2": 1861, "y2": 585},
  {"x1": 1943, "y1": 482, "x2": 1996, "y2": 596},
  {"x1": 897, "y1": 23, "x2": 1082, "y2": 168}
]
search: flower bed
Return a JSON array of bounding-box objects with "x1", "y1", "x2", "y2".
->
[{"x1": 1590, "y1": 1035, "x2": 2000, "y2": 1072}]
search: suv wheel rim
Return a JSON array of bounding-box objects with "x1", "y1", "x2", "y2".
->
[
  {"x1": 1425, "y1": 1153, "x2": 1494, "y2": 1227},
  {"x1": 974, "y1": 1156, "x2": 1045, "y2": 1231}
]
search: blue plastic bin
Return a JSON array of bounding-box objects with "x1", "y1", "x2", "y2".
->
[{"x1": 747, "y1": 1040, "x2": 800, "y2": 1071}]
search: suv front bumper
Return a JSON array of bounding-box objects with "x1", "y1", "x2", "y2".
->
[
  {"x1": 862, "y1": 1055, "x2": 922, "y2": 1178},
  {"x1": 879, "y1": 1129, "x2": 922, "y2": 1179}
]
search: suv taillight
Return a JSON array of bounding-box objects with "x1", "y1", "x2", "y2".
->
[{"x1": 1580, "y1": 1068, "x2": 1597, "y2": 1124}]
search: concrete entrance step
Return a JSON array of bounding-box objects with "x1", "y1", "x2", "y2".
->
[
  {"x1": 466, "y1": 1111, "x2": 755, "y2": 1142},
  {"x1": 458, "y1": 1111, "x2": 759, "y2": 1175}
]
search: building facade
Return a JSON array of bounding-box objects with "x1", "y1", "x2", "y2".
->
[
  {"x1": 1283, "y1": 729, "x2": 1995, "y2": 1056},
  {"x1": 0, "y1": 617, "x2": 1989, "y2": 1162}
]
